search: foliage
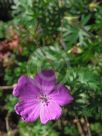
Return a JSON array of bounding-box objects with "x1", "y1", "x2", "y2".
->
[{"x1": 0, "y1": 0, "x2": 102, "y2": 136}]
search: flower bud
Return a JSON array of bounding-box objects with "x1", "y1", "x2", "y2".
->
[
  {"x1": 89, "y1": 2, "x2": 99, "y2": 12},
  {"x1": 68, "y1": 46, "x2": 83, "y2": 55},
  {"x1": 64, "y1": 16, "x2": 79, "y2": 26}
]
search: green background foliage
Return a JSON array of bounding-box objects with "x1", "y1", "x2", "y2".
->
[{"x1": 0, "y1": 0, "x2": 102, "y2": 136}]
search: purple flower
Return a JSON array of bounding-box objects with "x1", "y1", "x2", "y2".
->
[{"x1": 13, "y1": 70, "x2": 73, "y2": 124}]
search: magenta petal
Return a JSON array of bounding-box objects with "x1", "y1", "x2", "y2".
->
[
  {"x1": 40, "y1": 100, "x2": 62, "y2": 124},
  {"x1": 13, "y1": 75, "x2": 40, "y2": 100},
  {"x1": 49, "y1": 84, "x2": 73, "y2": 106},
  {"x1": 34, "y1": 70, "x2": 56, "y2": 94},
  {"x1": 15, "y1": 101, "x2": 40, "y2": 122}
]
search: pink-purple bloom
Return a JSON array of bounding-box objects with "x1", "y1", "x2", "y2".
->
[{"x1": 13, "y1": 70, "x2": 73, "y2": 124}]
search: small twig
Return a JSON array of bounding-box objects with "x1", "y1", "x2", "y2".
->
[
  {"x1": 74, "y1": 117, "x2": 85, "y2": 136},
  {"x1": 5, "y1": 112, "x2": 12, "y2": 136},
  {"x1": 0, "y1": 85, "x2": 13, "y2": 90},
  {"x1": 60, "y1": 38, "x2": 67, "y2": 50},
  {"x1": 85, "y1": 117, "x2": 92, "y2": 136},
  {"x1": 0, "y1": 84, "x2": 16, "y2": 90},
  {"x1": 5, "y1": 113, "x2": 10, "y2": 132}
]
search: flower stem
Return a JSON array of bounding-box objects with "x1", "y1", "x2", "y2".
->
[
  {"x1": 0, "y1": 84, "x2": 16, "y2": 90},
  {"x1": 75, "y1": 117, "x2": 85, "y2": 136},
  {"x1": 0, "y1": 85, "x2": 13, "y2": 90},
  {"x1": 85, "y1": 116, "x2": 92, "y2": 136}
]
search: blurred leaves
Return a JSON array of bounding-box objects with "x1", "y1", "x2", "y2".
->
[
  {"x1": 27, "y1": 44, "x2": 69, "y2": 75},
  {"x1": 19, "y1": 121, "x2": 59, "y2": 136},
  {"x1": 0, "y1": 0, "x2": 102, "y2": 136}
]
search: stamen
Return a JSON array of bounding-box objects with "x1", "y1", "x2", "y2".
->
[{"x1": 39, "y1": 94, "x2": 49, "y2": 104}]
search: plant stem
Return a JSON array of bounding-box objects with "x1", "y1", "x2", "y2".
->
[
  {"x1": 0, "y1": 86, "x2": 13, "y2": 90},
  {"x1": 5, "y1": 112, "x2": 12, "y2": 136},
  {"x1": 85, "y1": 117, "x2": 92, "y2": 136},
  {"x1": 0, "y1": 84, "x2": 16, "y2": 90},
  {"x1": 75, "y1": 117, "x2": 85, "y2": 136}
]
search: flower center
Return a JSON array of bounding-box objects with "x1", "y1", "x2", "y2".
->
[{"x1": 39, "y1": 94, "x2": 48, "y2": 103}]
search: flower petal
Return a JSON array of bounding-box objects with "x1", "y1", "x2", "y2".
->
[
  {"x1": 15, "y1": 101, "x2": 40, "y2": 122},
  {"x1": 13, "y1": 75, "x2": 40, "y2": 100},
  {"x1": 34, "y1": 70, "x2": 56, "y2": 94},
  {"x1": 40, "y1": 100, "x2": 62, "y2": 124},
  {"x1": 49, "y1": 84, "x2": 73, "y2": 106}
]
